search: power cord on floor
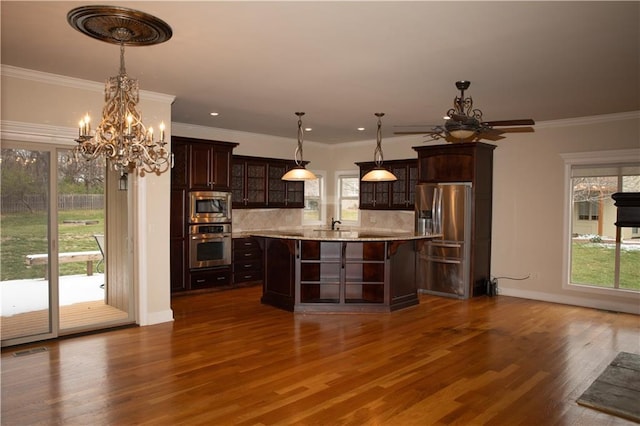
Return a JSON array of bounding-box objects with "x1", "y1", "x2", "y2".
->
[{"x1": 486, "y1": 275, "x2": 531, "y2": 297}]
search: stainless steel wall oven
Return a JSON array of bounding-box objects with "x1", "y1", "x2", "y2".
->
[{"x1": 189, "y1": 223, "x2": 232, "y2": 269}]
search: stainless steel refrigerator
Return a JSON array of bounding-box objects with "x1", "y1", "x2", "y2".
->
[{"x1": 415, "y1": 182, "x2": 472, "y2": 298}]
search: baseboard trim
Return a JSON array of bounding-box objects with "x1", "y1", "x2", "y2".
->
[{"x1": 499, "y1": 287, "x2": 640, "y2": 315}]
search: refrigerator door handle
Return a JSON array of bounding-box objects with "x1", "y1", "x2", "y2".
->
[
  {"x1": 427, "y1": 257, "x2": 462, "y2": 265},
  {"x1": 429, "y1": 242, "x2": 463, "y2": 248}
]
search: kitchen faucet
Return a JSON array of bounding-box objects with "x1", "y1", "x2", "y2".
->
[{"x1": 331, "y1": 217, "x2": 342, "y2": 230}]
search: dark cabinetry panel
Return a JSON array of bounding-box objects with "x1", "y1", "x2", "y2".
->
[
  {"x1": 413, "y1": 142, "x2": 495, "y2": 297},
  {"x1": 232, "y1": 155, "x2": 305, "y2": 209},
  {"x1": 356, "y1": 159, "x2": 417, "y2": 210},
  {"x1": 189, "y1": 141, "x2": 235, "y2": 191},
  {"x1": 232, "y1": 158, "x2": 267, "y2": 208},
  {"x1": 170, "y1": 137, "x2": 238, "y2": 293},
  {"x1": 233, "y1": 237, "x2": 263, "y2": 284}
]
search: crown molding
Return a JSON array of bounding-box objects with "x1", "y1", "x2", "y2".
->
[
  {"x1": 0, "y1": 120, "x2": 77, "y2": 145},
  {"x1": 534, "y1": 111, "x2": 640, "y2": 129},
  {"x1": 1, "y1": 64, "x2": 175, "y2": 104}
]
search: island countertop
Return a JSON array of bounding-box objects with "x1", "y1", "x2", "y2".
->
[{"x1": 244, "y1": 229, "x2": 442, "y2": 241}]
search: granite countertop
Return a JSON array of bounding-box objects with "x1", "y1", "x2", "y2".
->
[{"x1": 235, "y1": 228, "x2": 442, "y2": 241}]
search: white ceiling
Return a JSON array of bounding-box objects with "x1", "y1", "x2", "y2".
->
[{"x1": 1, "y1": 1, "x2": 639, "y2": 144}]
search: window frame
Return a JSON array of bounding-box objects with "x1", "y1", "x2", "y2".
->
[
  {"x1": 561, "y1": 148, "x2": 640, "y2": 296},
  {"x1": 335, "y1": 170, "x2": 361, "y2": 226},
  {"x1": 302, "y1": 170, "x2": 325, "y2": 226}
]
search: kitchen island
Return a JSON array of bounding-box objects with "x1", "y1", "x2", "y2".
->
[{"x1": 249, "y1": 229, "x2": 440, "y2": 313}]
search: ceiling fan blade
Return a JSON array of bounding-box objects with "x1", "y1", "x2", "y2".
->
[
  {"x1": 494, "y1": 126, "x2": 535, "y2": 133},
  {"x1": 476, "y1": 128, "x2": 506, "y2": 141},
  {"x1": 393, "y1": 131, "x2": 441, "y2": 135},
  {"x1": 482, "y1": 119, "x2": 535, "y2": 127},
  {"x1": 393, "y1": 124, "x2": 442, "y2": 128}
]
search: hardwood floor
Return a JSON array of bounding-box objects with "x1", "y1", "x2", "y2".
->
[{"x1": 2, "y1": 286, "x2": 639, "y2": 425}]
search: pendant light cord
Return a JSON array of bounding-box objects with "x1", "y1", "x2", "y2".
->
[{"x1": 374, "y1": 112, "x2": 385, "y2": 167}]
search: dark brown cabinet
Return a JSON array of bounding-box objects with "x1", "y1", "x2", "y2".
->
[
  {"x1": 356, "y1": 159, "x2": 417, "y2": 210},
  {"x1": 231, "y1": 157, "x2": 267, "y2": 208},
  {"x1": 233, "y1": 237, "x2": 263, "y2": 285},
  {"x1": 232, "y1": 155, "x2": 305, "y2": 209},
  {"x1": 413, "y1": 142, "x2": 495, "y2": 297},
  {"x1": 170, "y1": 136, "x2": 238, "y2": 293},
  {"x1": 189, "y1": 141, "x2": 234, "y2": 191},
  {"x1": 260, "y1": 237, "x2": 420, "y2": 313}
]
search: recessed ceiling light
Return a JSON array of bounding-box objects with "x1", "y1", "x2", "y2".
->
[
  {"x1": 210, "y1": 112, "x2": 219, "y2": 116},
  {"x1": 357, "y1": 127, "x2": 365, "y2": 131},
  {"x1": 304, "y1": 127, "x2": 312, "y2": 131}
]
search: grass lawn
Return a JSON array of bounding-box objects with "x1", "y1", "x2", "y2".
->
[
  {"x1": 571, "y1": 242, "x2": 640, "y2": 290},
  {"x1": 1, "y1": 210, "x2": 104, "y2": 280}
]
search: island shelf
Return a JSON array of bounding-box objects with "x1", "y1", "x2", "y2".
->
[{"x1": 252, "y1": 230, "x2": 440, "y2": 313}]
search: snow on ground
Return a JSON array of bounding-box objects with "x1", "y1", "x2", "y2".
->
[{"x1": 0, "y1": 274, "x2": 104, "y2": 316}]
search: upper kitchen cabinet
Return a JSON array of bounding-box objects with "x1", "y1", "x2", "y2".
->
[
  {"x1": 356, "y1": 159, "x2": 417, "y2": 210},
  {"x1": 232, "y1": 156, "x2": 268, "y2": 208},
  {"x1": 413, "y1": 142, "x2": 494, "y2": 185},
  {"x1": 232, "y1": 155, "x2": 306, "y2": 209},
  {"x1": 267, "y1": 161, "x2": 305, "y2": 208},
  {"x1": 171, "y1": 136, "x2": 238, "y2": 192}
]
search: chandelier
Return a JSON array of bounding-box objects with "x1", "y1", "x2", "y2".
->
[
  {"x1": 361, "y1": 113, "x2": 397, "y2": 182},
  {"x1": 67, "y1": 6, "x2": 173, "y2": 180}
]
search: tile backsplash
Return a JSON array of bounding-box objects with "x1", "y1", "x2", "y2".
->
[{"x1": 233, "y1": 209, "x2": 415, "y2": 233}]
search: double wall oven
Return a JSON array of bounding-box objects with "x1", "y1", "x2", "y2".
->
[{"x1": 188, "y1": 191, "x2": 232, "y2": 269}]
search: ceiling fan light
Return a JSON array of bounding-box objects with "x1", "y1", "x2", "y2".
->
[
  {"x1": 281, "y1": 165, "x2": 317, "y2": 181},
  {"x1": 362, "y1": 167, "x2": 397, "y2": 182},
  {"x1": 449, "y1": 129, "x2": 476, "y2": 139}
]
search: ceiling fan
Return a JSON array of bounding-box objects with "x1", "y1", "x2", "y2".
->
[{"x1": 394, "y1": 80, "x2": 535, "y2": 142}]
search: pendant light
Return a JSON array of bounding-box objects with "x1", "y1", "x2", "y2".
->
[
  {"x1": 361, "y1": 113, "x2": 397, "y2": 182},
  {"x1": 282, "y1": 112, "x2": 317, "y2": 181}
]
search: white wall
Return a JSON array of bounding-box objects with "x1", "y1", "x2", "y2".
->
[{"x1": 1, "y1": 66, "x2": 175, "y2": 325}]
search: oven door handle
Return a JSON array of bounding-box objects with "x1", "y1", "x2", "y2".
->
[{"x1": 190, "y1": 234, "x2": 230, "y2": 241}]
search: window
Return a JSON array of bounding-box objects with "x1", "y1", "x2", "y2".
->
[
  {"x1": 303, "y1": 172, "x2": 323, "y2": 224},
  {"x1": 577, "y1": 200, "x2": 599, "y2": 220},
  {"x1": 563, "y1": 150, "x2": 640, "y2": 293},
  {"x1": 337, "y1": 173, "x2": 360, "y2": 224}
]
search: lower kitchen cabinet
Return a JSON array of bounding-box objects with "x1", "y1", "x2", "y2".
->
[
  {"x1": 233, "y1": 237, "x2": 263, "y2": 285},
  {"x1": 261, "y1": 237, "x2": 420, "y2": 313},
  {"x1": 189, "y1": 267, "x2": 232, "y2": 290}
]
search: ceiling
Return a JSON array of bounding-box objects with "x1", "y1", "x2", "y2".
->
[{"x1": 1, "y1": 1, "x2": 638, "y2": 144}]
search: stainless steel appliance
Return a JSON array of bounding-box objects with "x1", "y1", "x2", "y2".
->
[
  {"x1": 189, "y1": 191, "x2": 232, "y2": 223},
  {"x1": 189, "y1": 223, "x2": 232, "y2": 269},
  {"x1": 415, "y1": 182, "x2": 472, "y2": 298}
]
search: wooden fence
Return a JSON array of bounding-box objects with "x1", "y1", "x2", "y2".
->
[{"x1": 1, "y1": 194, "x2": 104, "y2": 213}]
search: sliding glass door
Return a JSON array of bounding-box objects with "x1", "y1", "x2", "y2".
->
[
  {"x1": 1, "y1": 141, "x2": 134, "y2": 347},
  {"x1": 1, "y1": 145, "x2": 56, "y2": 345}
]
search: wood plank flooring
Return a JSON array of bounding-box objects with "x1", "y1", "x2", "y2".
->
[{"x1": 2, "y1": 286, "x2": 639, "y2": 425}]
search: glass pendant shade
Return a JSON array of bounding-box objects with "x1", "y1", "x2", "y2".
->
[
  {"x1": 449, "y1": 128, "x2": 476, "y2": 140},
  {"x1": 362, "y1": 167, "x2": 397, "y2": 182},
  {"x1": 281, "y1": 166, "x2": 317, "y2": 181},
  {"x1": 282, "y1": 112, "x2": 316, "y2": 181},
  {"x1": 361, "y1": 112, "x2": 396, "y2": 182}
]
